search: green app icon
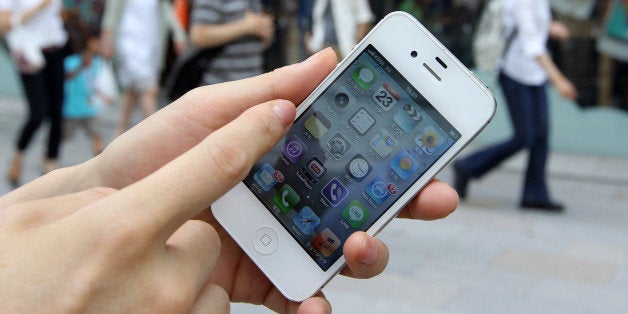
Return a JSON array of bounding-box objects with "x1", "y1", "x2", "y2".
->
[
  {"x1": 351, "y1": 63, "x2": 378, "y2": 90},
  {"x1": 273, "y1": 184, "x2": 300, "y2": 213},
  {"x1": 342, "y1": 200, "x2": 369, "y2": 228}
]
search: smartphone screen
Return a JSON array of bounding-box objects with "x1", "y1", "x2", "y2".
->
[{"x1": 244, "y1": 45, "x2": 461, "y2": 270}]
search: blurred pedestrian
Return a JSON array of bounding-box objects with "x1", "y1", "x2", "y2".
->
[
  {"x1": 62, "y1": 27, "x2": 109, "y2": 157},
  {"x1": 188, "y1": 0, "x2": 274, "y2": 85},
  {"x1": 100, "y1": 0, "x2": 187, "y2": 136},
  {"x1": 453, "y1": 0, "x2": 577, "y2": 212},
  {"x1": 0, "y1": 0, "x2": 68, "y2": 187},
  {"x1": 306, "y1": 0, "x2": 374, "y2": 59},
  {"x1": 297, "y1": 0, "x2": 315, "y2": 61}
]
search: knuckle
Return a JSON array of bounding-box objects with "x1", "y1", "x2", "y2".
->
[
  {"x1": 244, "y1": 105, "x2": 284, "y2": 142},
  {"x1": 187, "y1": 220, "x2": 221, "y2": 249},
  {"x1": 206, "y1": 136, "x2": 251, "y2": 181},
  {"x1": 94, "y1": 219, "x2": 152, "y2": 261},
  {"x1": 150, "y1": 280, "x2": 195, "y2": 312},
  {"x1": 84, "y1": 187, "x2": 117, "y2": 199}
]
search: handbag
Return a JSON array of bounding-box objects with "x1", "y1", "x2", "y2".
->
[
  {"x1": 163, "y1": 46, "x2": 222, "y2": 102},
  {"x1": 6, "y1": 24, "x2": 45, "y2": 73}
]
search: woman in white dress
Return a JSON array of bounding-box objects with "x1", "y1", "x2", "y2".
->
[{"x1": 101, "y1": 0, "x2": 186, "y2": 135}]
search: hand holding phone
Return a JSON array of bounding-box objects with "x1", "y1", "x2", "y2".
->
[
  {"x1": 0, "y1": 25, "x2": 463, "y2": 313},
  {"x1": 213, "y1": 12, "x2": 495, "y2": 302}
]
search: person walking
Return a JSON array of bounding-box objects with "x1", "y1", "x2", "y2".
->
[
  {"x1": 188, "y1": 0, "x2": 274, "y2": 85},
  {"x1": 1, "y1": 0, "x2": 68, "y2": 186},
  {"x1": 306, "y1": 0, "x2": 374, "y2": 59},
  {"x1": 453, "y1": 0, "x2": 577, "y2": 211},
  {"x1": 62, "y1": 27, "x2": 109, "y2": 156},
  {"x1": 100, "y1": 0, "x2": 187, "y2": 136}
]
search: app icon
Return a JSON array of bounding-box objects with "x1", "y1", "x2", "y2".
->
[
  {"x1": 282, "y1": 135, "x2": 308, "y2": 163},
  {"x1": 372, "y1": 83, "x2": 400, "y2": 111},
  {"x1": 321, "y1": 178, "x2": 348, "y2": 206},
  {"x1": 293, "y1": 206, "x2": 321, "y2": 235},
  {"x1": 390, "y1": 150, "x2": 419, "y2": 180},
  {"x1": 272, "y1": 184, "x2": 301, "y2": 213},
  {"x1": 333, "y1": 86, "x2": 353, "y2": 108},
  {"x1": 369, "y1": 129, "x2": 397, "y2": 158},
  {"x1": 387, "y1": 183, "x2": 398, "y2": 195},
  {"x1": 304, "y1": 112, "x2": 331, "y2": 139},
  {"x1": 349, "y1": 108, "x2": 375, "y2": 135},
  {"x1": 351, "y1": 63, "x2": 378, "y2": 90},
  {"x1": 342, "y1": 200, "x2": 369, "y2": 228},
  {"x1": 346, "y1": 154, "x2": 371, "y2": 181},
  {"x1": 394, "y1": 104, "x2": 423, "y2": 133},
  {"x1": 325, "y1": 133, "x2": 351, "y2": 160},
  {"x1": 366, "y1": 176, "x2": 390, "y2": 204},
  {"x1": 253, "y1": 163, "x2": 277, "y2": 192},
  {"x1": 301, "y1": 157, "x2": 327, "y2": 184},
  {"x1": 312, "y1": 228, "x2": 341, "y2": 257},
  {"x1": 416, "y1": 125, "x2": 444, "y2": 155}
]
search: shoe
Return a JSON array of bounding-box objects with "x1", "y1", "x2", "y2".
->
[
  {"x1": 520, "y1": 200, "x2": 564, "y2": 212},
  {"x1": 453, "y1": 161, "x2": 470, "y2": 199},
  {"x1": 7, "y1": 153, "x2": 23, "y2": 188}
]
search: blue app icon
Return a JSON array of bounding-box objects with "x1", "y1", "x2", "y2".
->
[
  {"x1": 321, "y1": 178, "x2": 348, "y2": 206},
  {"x1": 293, "y1": 206, "x2": 321, "y2": 235},
  {"x1": 253, "y1": 163, "x2": 277, "y2": 192},
  {"x1": 390, "y1": 150, "x2": 419, "y2": 180},
  {"x1": 366, "y1": 176, "x2": 390, "y2": 205}
]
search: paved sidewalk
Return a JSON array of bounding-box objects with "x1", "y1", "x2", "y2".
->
[{"x1": 1, "y1": 96, "x2": 627, "y2": 313}]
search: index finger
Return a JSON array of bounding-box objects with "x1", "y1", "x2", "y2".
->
[
  {"x1": 86, "y1": 100, "x2": 295, "y2": 243},
  {"x1": 172, "y1": 48, "x2": 337, "y2": 132},
  {"x1": 94, "y1": 48, "x2": 337, "y2": 190}
]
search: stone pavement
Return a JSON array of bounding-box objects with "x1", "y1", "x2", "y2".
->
[{"x1": 1, "y1": 96, "x2": 627, "y2": 313}]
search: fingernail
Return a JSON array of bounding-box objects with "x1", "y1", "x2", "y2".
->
[
  {"x1": 358, "y1": 237, "x2": 378, "y2": 266},
  {"x1": 302, "y1": 48, "x2": 328, "y2": 64},
  {"x1": 271, "y1": 100, "x2": 294, "y2": 127}
]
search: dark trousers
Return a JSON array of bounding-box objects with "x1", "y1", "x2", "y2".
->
[
  {"x1": 16, "y1": 48, "x2": 65, "y2": 159},
  {"x1": 457, "y1": 72, "x2": 551, "y2": 203}
]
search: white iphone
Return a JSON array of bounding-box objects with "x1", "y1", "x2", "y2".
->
[{"x1": 212, "y1": 12, "x2": 495, "y2": 301}]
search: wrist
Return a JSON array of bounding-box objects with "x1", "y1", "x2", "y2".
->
[{"x1": 238, "y1": 17, "x2": 254, "y2": 37}]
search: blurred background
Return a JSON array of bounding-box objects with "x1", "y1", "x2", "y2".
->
[{"x1": 1, "y1": 0, "x2": 627, "y2": 313}]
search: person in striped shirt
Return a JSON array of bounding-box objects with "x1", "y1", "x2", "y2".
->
[{"x1": 189, "y1": 0, "x2": 274, "y2": 85}]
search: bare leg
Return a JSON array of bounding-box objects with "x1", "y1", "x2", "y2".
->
[
  {"x1": 139, "y1": 86, "x2": 158, "y2": 119},
  {"x1": 7, "y1": 151, "x2": 24, "y2": 187},
  {"x1": 116, "y1": 89, "x2": 137, "y2": 136},
  {"x1": 92, "y1": 135, "x2": 104, "y2": 156},
  {"x1": 42, "y1": 159, "x2": 58, "y2": 174}
]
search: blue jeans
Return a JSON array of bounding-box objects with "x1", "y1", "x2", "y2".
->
[{"x1": 457, "y1": 72, "x2": 551, "y2": 203}]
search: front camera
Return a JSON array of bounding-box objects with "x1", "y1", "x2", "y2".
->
[{"x1": 410, "y1": 51, "x2": 418, "y2": 58}]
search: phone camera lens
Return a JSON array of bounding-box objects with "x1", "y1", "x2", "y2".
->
[{"x1": 410, "y1": 51, "x2": 418, "y2": 58}]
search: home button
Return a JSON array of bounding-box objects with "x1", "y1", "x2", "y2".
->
[{"x1": 252, "y1": 226, "x2": 279, "y2": 255}]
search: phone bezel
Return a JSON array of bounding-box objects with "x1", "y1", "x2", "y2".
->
[{"x1": 212, "y1": 11, "x2": 495, "y2": 302}]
